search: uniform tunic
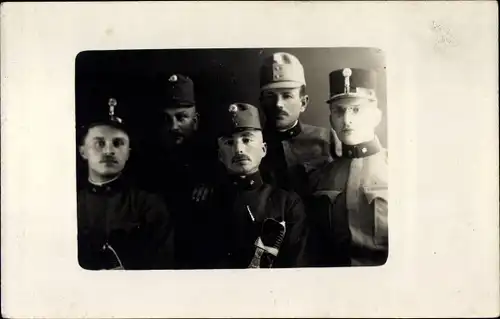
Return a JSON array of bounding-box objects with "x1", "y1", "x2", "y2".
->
[
  {"x1": 77, "y1": 177, "x2": 175, "y2": 270},
  {"x1": 201, "y1": 172, "x2": 309, "y2": 269},
  {"x1": 139, "y1": 136, "x2": 219, "y2": 269},
  {"x1": 311, "y1": 137, "x2": 388, "y2": 266},
  {"x1": 262, "y1": 121, "x2": 333, "y2": 199}
]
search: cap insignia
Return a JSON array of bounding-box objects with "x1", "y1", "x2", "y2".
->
[
  {"x1": 168, "y1": 74, "x2": 178, "y2": 82},
  {"x1": 229, "y1": 104, "x2": 238, "y2": 113},
  {"x1": 108, "y1": 98, "x2": 117, "y2": 116},
  {"x1": 342, "y1": 68, "x2": 352, "y2": 93}
]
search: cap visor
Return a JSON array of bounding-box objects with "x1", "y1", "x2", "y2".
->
[
  {"x1": 326, "y1": 93, "x2": 377, "y2": 104},
  {"x1": 261, "y1": 81, "x2": 304, "y2": 90}
]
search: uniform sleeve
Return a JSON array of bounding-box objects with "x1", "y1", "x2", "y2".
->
[
  {"x1": 364, "y1": 181, "x2": 388, "y2": 249},
  {"x1": 139, "y1": 193, "x2": 175, "y2": 269},
  {"x1": 274, "y1": 193, "x2": 309, "y2": 268}
]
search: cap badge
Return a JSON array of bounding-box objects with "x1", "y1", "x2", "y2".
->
[
  {"x1": 342, "y1": 68, "x2": 352, "y2": 94},
  {"x1": 168, "y1": 74, "x2": 178, "y2": 82},
  {"x1": 229, "y1": 104, "x2": 239, "y2": 113},
  {"x1": 108, "y1": 98, "x2": 117, "y2": 116}
]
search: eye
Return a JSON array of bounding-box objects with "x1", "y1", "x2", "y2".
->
[
  {"x1": 283, "y1": 93, "x2": 294, "y2": 99},
  {"x1": 176, "y1": 114, "x2": 189, "y2": 122},
  {"x1": 113, "y1": 139, "x2": 125, "y2": 148},
  {"x1": 352, "y1": 107, "x2": 360, "y2": 114},
  {"x1": 95, "y1": 140, "x2": 105, "y2": 148},
  {"x1": 332, "y1": 108, "x2": 344, "y2": 116},
  {"x1": 242, "y1": 137, "x2": 251, "y2": 144},
  {"x1": 224, "y1": 139, "x2": 234, "y2": 146}
]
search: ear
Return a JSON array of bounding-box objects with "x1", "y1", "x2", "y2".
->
[
  {"x1": 261, "y1": 142, "x2": 267, "y2": 157},
  {"x1": 78, "y1": 145, "x2": 88, "y2": 160},
  {"x1": 217, "y1": 148, "x2": 224, "y2": 163},
  {"x1": 300, "y1": 94, "x2": 309, "y2": 113},
  {"x1": 193, "y1": 112, "x2": 200, "y2": 130}
]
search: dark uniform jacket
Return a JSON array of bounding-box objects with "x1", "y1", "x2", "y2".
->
[
  {"x1": 77, "y1": 176, "x2": 175, "y2": 270},
  {"x1": 199, "y1": 171, "x2": 309, "y2": 269},
  {"x1": 261, "y1": 121, "x2": 333, "y2": 200},
  {"x1": 144, "y1": 137, "x2": 219, "y2": 269},
  {"x1": 310, "y1": 137, "x2": 388, "y2": 266}
]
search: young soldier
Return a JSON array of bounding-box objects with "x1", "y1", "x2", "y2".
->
[
  {"x1": 201, "y1": 103, "x2": 309, "y2": 269},
  {"x1": 311, "y1": 68, "x2": 388, "y2": 266},
  {"x1": 77, "y1": 97, "x2": 175, "y2": 270},
  {"x1": 259, "y1": 52, "x2": 333, "y2": 201}
]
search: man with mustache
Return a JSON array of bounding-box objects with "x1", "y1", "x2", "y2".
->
[
  {"x1": 199, "y1": 102, "x2": 309, "y2": 269},
  {"x1": 258, "y1": 52, "x2": 334, "y2": 203},
  {"x1": 77, "y1": 97, "x2": 175, "y2": 270},
  {"x1": 146, "y1": 73, "x2": 218, "y2": 269},
  {"x1": 310, "y1": 68, "x2": 388, "y2": 267}
]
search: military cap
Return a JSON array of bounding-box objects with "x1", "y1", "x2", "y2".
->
[
  {"x1": 163, "y1": 73, "x2": 196, "y2": 108},
  {"x1": 327, "y1": 68, "x2": 378, "y2": 103},
  {"x1": 219, "y1": 103, "x2": 263, "y2": 137},
  {"x1": 260, "y1": 52, "x2": 306, "y2": 90},
  {"x1": 78, "y1": 97, "x2": 128, "y2": 142}
]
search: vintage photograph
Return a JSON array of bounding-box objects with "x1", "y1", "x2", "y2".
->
[{"x1": 75, "y1": 47, "x2": 388, "y2": 270}]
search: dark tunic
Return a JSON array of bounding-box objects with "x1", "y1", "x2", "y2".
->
[
  {"x1": 261, "y1": 121, "x2": 333, "y2": 200},
  {"x1": 77, "y1": 176, "x2": 175, "y2": 270},
  {"x1": 145, "y1": 137, "x2": 220, "y2": 269},
  {"x1": 200, "y1": 172, "x2": 309, "y2": 269}
]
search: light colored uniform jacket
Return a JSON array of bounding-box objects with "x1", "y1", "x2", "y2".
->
[{"x1": 313, "y1": 137, "x2": 388, "y2": 266}]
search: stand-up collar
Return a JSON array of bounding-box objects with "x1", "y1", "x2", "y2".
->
[
  {"x1": 86, "y1": 174, "x2": 125, "y2": 194},
  {"x1": 342, "y1": 138, "x2": 381, "y2": 158},
  {"x1": 227, "y1": 171, "x2": 264, "y2": 190},
  {"x1": 272, "y1": 121, "x2": 302, "y2": 141}
]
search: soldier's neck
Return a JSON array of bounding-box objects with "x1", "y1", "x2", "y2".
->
[
  {"x1": 277, "y1": 120, "x2": 299, "y2": 132},
  {"x1": 88, "y1": 172, "x2": 121, "y2": 186}
]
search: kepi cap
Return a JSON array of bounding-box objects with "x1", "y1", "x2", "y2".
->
[
  {"x1": 260, "y1": 52, "x2": 306, "y2": 90},
  {"x1": 78, "y1": 97, "x2": 128, "y2": 143},
  {"x1": 327, "y1": 68, "x2": 377, "y2": 103}
]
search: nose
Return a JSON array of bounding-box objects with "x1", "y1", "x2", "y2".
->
[
  {"x1": 233, "y1": 139, "x2": 245, "y2": 154},
  {"x1": 343, "y1": 109, "x2": 354, "y2": 125},
  {"x1": 276, "y1": 95, "x2": 285, "y2": 109},
  {"x1": 103, "y1": 142, "x2": 115, "y2": 155},
  {"x1": 171, "y1": 118, "x2": 180, "y2": 131}
]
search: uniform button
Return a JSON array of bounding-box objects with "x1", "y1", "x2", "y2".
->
[
  {"x1": 106, "y1": 186, "x2": 111, "y2": 191},
  {"x1": 348, "y1": 150, "x2": 353, "y2": 156},
  {"x1": 92, "y1": 188, "x2": 97, "y2": 192},
  {"x1": 362, "y1": 147, "x2": 367, "y2": 153}
]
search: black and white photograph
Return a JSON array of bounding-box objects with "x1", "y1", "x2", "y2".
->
[
  {"x1": 75, "y1": 47, "x2": 388, "y2": 270},
  {"x1": 2, "y1": 2, "x2": 498, "y2": 318}
]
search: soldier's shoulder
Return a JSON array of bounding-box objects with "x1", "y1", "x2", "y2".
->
[
  {"x1": 268, "y1": 186, "x2": 303, "y2": 205},
  {"x1": 301, "y1": 123, "x2": 331, "y2": 142}
]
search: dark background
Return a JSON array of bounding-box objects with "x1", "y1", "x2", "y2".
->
[{"x1": 75, "y1": 47, "x2": 387, "y2": 183}]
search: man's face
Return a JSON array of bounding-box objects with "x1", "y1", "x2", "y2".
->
[
  {"x1": 218, "y1": 130, "x2": 267, "y2": 175},
  {"x1": 260, "y1": 87, "x2": 308, "y2": 130},
  {"x1": 329, "y1": 98, "x2": 381, "y2": 145},
  {"x1": 79, "y1": 125, "x2": 131, "y2": 179},
  {"x1": 161, "y1": 106, "x2": 199, "y2": 147}
]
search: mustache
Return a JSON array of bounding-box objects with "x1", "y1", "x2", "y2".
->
[
  {"x1": 275, "y1": 110, "x2": 288, "y2": 117},
  {"x1": 232, "y1": 155, "x2": 251, "y2": 163},
  {"x1": 100, "y1": 156, "x2": 118, "y2": 163}
]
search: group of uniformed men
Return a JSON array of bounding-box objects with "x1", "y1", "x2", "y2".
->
[{"x1": 77, "y1": 52, "x2": 388, "y2": 270}]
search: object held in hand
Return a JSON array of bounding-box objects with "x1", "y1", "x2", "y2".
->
[
  {"x1": 102, "y1": 242, "x2": 125, "y2": 270},
  {"x1": 248, "y1": 218, "x2": 286, "y2": 268}
]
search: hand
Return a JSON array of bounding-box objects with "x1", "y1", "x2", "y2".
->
[{"x1": 191, "y1": 184, "x2": 213, "y2": 203}]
